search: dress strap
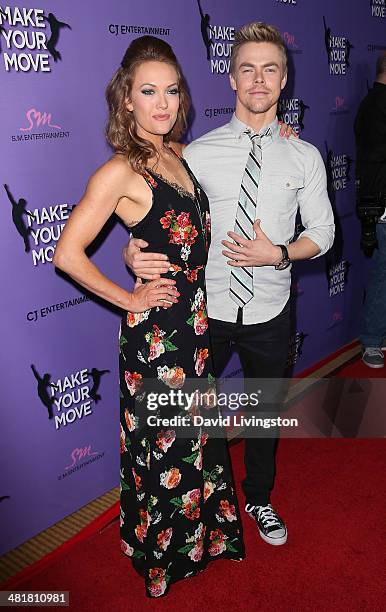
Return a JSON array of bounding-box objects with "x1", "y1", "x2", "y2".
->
[
  {"x1": 168, "y1": 143, "x2": 184, "y2": 160},
  {"x1": 168, "y1": 145, "x2": 195, "y2": 181},
  {"x1": 142, "y1": 169, "x2": 158, "y2": 190}
]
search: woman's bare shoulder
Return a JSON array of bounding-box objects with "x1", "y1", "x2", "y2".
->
[
  {"x1": 103, "y1": 153, "x2": 138, "y2": 178},
  {"x1": 91, "y1": 154, "x2": 141, "y2": 187},
  {"x1": 81, "y1": 154, "x2": 143, "y2": 205}
]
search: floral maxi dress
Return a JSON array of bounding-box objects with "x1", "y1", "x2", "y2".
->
[{"x1": 119, "y1": 158, "x2": 245, "y2": 597}]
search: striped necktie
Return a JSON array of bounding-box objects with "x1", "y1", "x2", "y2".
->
[{"x1": 229, "y1": 127, "x2": 271, "y2": 308}]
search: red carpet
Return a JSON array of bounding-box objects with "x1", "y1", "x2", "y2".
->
[
  {"x1": 11, "y1": 436, "x2": 385, "y2": 611},
  {"x1": 335, "y1": 353, "x2": 386, "y2": 378}
]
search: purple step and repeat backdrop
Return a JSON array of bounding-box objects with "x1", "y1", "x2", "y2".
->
[{"x1": 1, "y1": 0, "x2": 385, "y2": 555}]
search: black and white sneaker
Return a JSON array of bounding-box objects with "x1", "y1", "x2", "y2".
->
[{"x1": 245, "y1": 503, "x2": 287, "y2": 546}]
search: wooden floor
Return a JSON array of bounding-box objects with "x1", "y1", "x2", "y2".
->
[{"x1": 0, "y1": 488, "x2": 119, "y2": 584}]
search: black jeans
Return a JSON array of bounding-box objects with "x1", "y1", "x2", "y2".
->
[{"x1": 209, "y1": 300, "x2": 291, "y2": 506}]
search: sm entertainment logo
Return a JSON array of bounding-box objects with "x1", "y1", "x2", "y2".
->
[
  {"x1": 57, "y1": 444, "x2": 105, "y2": 480},
  {"x1": 326, "y1": 311, "x2": 343, "y2": 330},
  {"x1": 330, "y1": 96, "x2": 349, "y2": 115},
  {"x1": 11, "y1": 108, "x2": 70, "y2": 142},
  {"x1": 282, "y1": 31, "x2": 302, "y2": 54},
  {"x1": 21, "y1": 108, "x2": 61, "y2": 131},
  {"x1": 290, "y1": 278, "x2": 304, "y2": 298},
  {"x1": 65, "y1": 445, "x2": 99, "y2": 470}
]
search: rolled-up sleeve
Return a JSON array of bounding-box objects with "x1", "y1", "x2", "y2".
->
[{"x1": 297, "y1": 146, "x2": 335, "y2": 257}]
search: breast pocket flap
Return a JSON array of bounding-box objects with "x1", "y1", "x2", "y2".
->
[{"x1": 267, "y1": 175, "x2": 304, "y2": 190}]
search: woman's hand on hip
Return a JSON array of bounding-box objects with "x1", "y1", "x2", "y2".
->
[{"x1": 128, "y1": 277, "x2": 179, "y2": 312}]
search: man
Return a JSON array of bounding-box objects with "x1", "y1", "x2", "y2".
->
[
  {"x1": 354, "y1": 52, "x2": 386, "y2": 369},
  {"x1": 124, "y1": 22, "x2": 334, "y2": 546}
]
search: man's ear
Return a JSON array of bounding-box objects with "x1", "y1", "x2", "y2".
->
[
  {"x1": 229, "y1": 73, "x2": 237, "y2": 92},
  {"x1": 280, "y1": 71, "x2": 287, "y2": 91}
]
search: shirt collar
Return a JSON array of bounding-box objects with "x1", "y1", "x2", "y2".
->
[{"x1": 228, "y1": 113, "x2": 279, "y2": 142}]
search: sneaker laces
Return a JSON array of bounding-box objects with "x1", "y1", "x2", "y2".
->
[
  {"x1": 365, "y1": 347, "x2": 383, "y2": 358},
  {"x1": 246, "y1": 504, "x2": 281, "y2": 528}
]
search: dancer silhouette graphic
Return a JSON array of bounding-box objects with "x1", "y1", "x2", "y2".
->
[
  {"x1": 0, "y1": 8, "x2": 7, "y2": 54},
  {"x1": 345, "y1": 39, "x2": 354, "y2": 69},
  {"x1": 323, "y1": 16, "x2": 332, "y2": 65},
  {"x1": 87, "y1": 368, "x2": 110, "y2": 403},
  {"x1": 43, "y1": 12, "x2": 71, "y2": 62},
  {"x1": 325, "y1": 142, "x2": 333, "y2": 176},
  {"x1": 31, "y1": 364, "x2": 59, "y2": 420},
  {"x1": 4, "y1": 184, "x2": 35, "y2": 253},
  {"x1": 298, "y1": 100, "x2": 310, "y2": 131},
  {"x1": 323, "y1": 16, "x2": 353, "y2": 70},
  {"x1": 197, "y1": 0, "x2": 212, "y2": 61}
]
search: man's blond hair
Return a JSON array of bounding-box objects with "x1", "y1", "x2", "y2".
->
[{"x1": 230, "y1": 22, "x2": 287, "y2": 74}]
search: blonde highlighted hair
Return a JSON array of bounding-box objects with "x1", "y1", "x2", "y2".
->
[{"x1": 230, "y1": 22, "x2": 287, "y2": 74}]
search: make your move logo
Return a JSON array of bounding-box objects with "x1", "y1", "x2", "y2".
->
[
  {"x1": 326, "y1": 258, "x2": 351, "y2": 298},
  {"x1": 278, "y1": 97, "x2": 309, "y2": 134},
  {"x1": 324, "y1": 143, "x2": 353, "y2": 192},
  {"x1": 3, "y1": 183, "x2": 73, "y2": 265},
  {"x1": 370, "y1": 0, "x2": 386, "y2": 18},
  {"x1": 0, "y1": 5, "x2": 71, "y2": 72},
  {"x1": 323, "y1": 16, "x2": 353, "y2": 76},
  {"x1": 31, "y1": 364, "x2": 110, "y2": 430},
  {"x1": 197, "y1": 0, "x2": 234, "y2": 74}
]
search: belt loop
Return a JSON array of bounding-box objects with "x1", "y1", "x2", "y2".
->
[{"x1": 237, "y1": 307, "x2": 243, "y2": 324}]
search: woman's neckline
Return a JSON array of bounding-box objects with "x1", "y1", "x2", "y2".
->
[{"x1": 145, "y1": 167, "x2": 197, "y2": 202}]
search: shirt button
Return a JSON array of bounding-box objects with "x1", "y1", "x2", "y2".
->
[{"x1": 286, "y1": 182, "x2": 290, "y2": 187}]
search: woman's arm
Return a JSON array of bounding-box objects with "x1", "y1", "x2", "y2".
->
[{"x1": 53, "y1": 159, "x2": 178, "y2": 312}]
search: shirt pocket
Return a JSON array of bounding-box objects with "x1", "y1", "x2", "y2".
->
[
  {"x1": 257, "y1": 174, "x2": 304, "y2": 243},
  {"x1": 259, "y1": 174, "x2": 304, "y2": 218}
]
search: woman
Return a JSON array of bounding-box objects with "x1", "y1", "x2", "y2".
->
[{"x1": 53, "y1": 36, "x2": 245, "y2": 597}]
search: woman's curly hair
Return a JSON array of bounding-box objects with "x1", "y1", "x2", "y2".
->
[{"x1": 106, "y1": 35, "x2": 190, "y2": 174}]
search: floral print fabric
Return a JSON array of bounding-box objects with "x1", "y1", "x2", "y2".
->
[{"x1": 119, "y1": 158, "x2": 245, "y2": 597}]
